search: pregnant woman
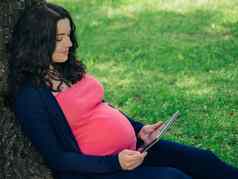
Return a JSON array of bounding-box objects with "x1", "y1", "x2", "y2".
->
[{"x1": 7, "y1": 2, "x2": 238, "y2": 179}]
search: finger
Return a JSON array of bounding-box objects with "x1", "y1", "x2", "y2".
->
[
  {"x1": 123, "y1": 150, "x2": 140, "y2": 156},
  {"x1": 126, "y1": 153, "x2": 147, "y2": 165},
  {"x1": 137, "y1": 147, "x2": 143, "y2": 152},
  {"x1": 126, "y1": 157, "x2": 144, "y2": 169},
  {"x1": 141, "y1": 151, "x2": 148, "y2": 157},
  {"x1": 127, "y1": 162, "x2": 141, "y2": 170},
  {"x1": 142, "y1": 125, "x2": 154, "y2": 132},
  {"x1": 122, "y1": 153, "x2": 142, "y2": 164},
  {"x1": 124, "y1": 159, "x2": 141, "y2": 169},
  {"x1": 147, "y1": 127, "x2": 155, "y2": 132},
  {"x1": 133, "y1": 152, "x2": 147, "y2": 160},
  {"x1": 132, "y1": 157, "x2": 145, "y2": 169},
  {"x1": 127, "y1": 153, "x2": 145, "y2": 161},
  {"x1": 128, "y1": 153, "x2": 147, "y2": 169},
  {"x1": 125, "y1": 156, "x2": 141, "y2": 163},
  {"x1": 153, "y1": 121, "x2": 163, "y2": 129}
]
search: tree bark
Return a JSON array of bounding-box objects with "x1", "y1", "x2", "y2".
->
[{"x1": 0, "y1": 0, "x2": 53, "y2": 178}]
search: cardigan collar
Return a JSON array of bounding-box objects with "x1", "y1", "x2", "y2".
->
[{"x1": 37, "y1": 86, "x2": 80, "y2": 152}]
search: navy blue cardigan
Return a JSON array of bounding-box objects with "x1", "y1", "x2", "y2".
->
[{"x1": 14, "y1": 83, "x2": 144, "y2": 179}]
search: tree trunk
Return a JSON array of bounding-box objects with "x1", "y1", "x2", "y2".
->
[{"x1": 0, "y1": 0, "x2": 53, "y2": 178}]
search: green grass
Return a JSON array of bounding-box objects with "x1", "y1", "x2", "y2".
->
[{"x1": 48, "y1": 0, "x2": 238, "y2": 166}]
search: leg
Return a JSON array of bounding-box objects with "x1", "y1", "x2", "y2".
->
[
  {"x1": 89, "y1": 166, "x2": 191, "y2": 179},
  {"x1": 143, "y1": 140, "x2": 238, "y2": 179}
]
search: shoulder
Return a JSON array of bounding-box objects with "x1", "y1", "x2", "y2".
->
[
  {"x1": 16, "y1": 84, "x2": 42, "y2": 103},
  {"x1": 15, "y1": 83, "x2": 48, "y2": 114},
  {"x1": 14, "y1": 84, "x2": 51, "y2": 124}
]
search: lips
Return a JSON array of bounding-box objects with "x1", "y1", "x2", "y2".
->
[{"x1": 60, "y1": 50, "x2": 69, "y2": 54}]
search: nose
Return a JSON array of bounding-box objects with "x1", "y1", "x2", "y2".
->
[{"x1": 64, "y1": 36, "x2": 72, "y2": 48}]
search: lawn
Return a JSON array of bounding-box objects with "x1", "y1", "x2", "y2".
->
[{"x1": 48, "y1": 0, "x2": 238, "y2": 166}]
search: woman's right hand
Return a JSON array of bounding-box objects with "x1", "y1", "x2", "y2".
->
[{"x1": 118, "y1": 149, "x2": 147, "y2": 170}]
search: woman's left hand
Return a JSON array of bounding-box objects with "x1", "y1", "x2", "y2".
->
[{"x1": 138, "y1": 121, "x2": 164, "y2": 145}]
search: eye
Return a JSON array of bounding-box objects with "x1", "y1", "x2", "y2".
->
[
  {"x1": 56, "y1": 34, "x2": 70, "y2": 41},
  {"x1": 56, "y1": 38, "x2": 63, "y2": 42}
]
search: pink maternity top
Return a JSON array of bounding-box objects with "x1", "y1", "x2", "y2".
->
[{"x1": 54, "y1": 74, "x2": 137, "y2": 156}]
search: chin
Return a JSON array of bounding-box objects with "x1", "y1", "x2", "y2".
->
[
  {"x1": 53, "y1": 57, "x2": 68, "y2": 63},
  {"x1": 60, "y1": 58, "x2": 68, "y2": 62}
]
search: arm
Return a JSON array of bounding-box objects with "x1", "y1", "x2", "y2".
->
[{"x1": 15, "y1": 88, "x2": 121, "y2": 174}]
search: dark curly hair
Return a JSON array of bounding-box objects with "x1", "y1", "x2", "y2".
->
[{"x1": 7, "y1": 3, "x2": 86, "y2": 106}]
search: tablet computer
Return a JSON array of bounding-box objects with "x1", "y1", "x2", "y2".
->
[{"x1": 138, "y1": 111, "x2": 181, "y2": 153}]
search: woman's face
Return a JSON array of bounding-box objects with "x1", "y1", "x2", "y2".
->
[{"x1": 52, "y1": 18, "x2": 72, "y2": 63}]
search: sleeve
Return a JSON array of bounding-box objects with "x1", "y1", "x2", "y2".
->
[{"x1": 15, "y1": 88, "x2": 121, "y2": 174}]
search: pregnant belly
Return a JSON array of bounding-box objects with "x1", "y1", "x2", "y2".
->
[{"x1": 74, "y1": 103, "x2": 137, "y2": 156}]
